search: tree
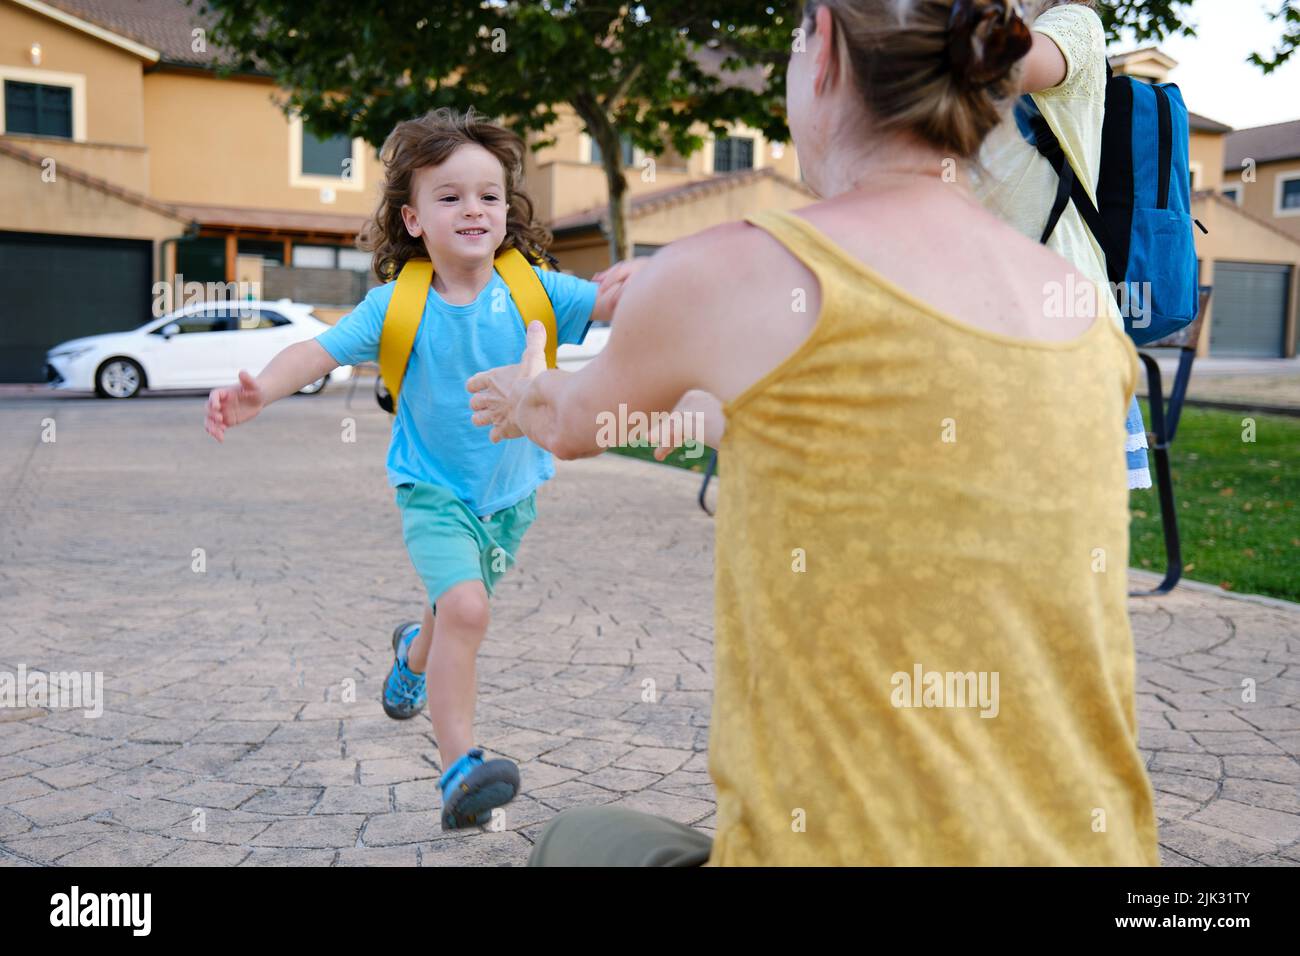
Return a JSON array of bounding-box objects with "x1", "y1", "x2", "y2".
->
[
  {"x1": 1095, "y1": 0, "x2": 1199, "y2": 44},
  {"x1": 197, "y1": 1, "x2": 1296, "y2": 267},
  {"x1": 1247, "y1": 1, "x2": 1299, "y2": 73},
  {"x1": 1096, "y1": 0, "x2": 1297, "y2": 72},
  {"x1": 198, "y1": 0, "x2": 796, "y2": 264}
]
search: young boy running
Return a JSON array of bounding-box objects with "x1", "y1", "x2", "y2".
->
[{"x1": 205, "y1": 107, "x2": 619, "y2": 829}]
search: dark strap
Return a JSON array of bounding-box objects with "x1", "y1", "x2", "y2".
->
[
  {"x1": 1073, "y1": 176, "x2": 1124, "y2": 285},
  {"x1": 1041, "y1": 144, "x2": 1074, "y2": 244},
  {"x1": 1025, "y1": 104, "x2": 1123, "y2": 286},
  {"x1": 1154, "y1": 85, "x2": 1173, "y2": 209}
]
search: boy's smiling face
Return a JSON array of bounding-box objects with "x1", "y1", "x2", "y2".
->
[{"x1": 401, "y1": 143, "x2": 509, "y2": 269}]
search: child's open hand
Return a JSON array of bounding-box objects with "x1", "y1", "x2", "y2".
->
[
  {"x1": 592, "y1": 257, "x2": 649, "y2": 288},
  {"x1": 591, "y1": 257, "x2": 651, "y2": 324},
  {"x1": 205, "y1": 370, "x2": 265, "y2": 442}
]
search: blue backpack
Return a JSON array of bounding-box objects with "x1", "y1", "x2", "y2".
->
[{"x1": 1019, "y1": 66, "x2": 1205, "y2": 345}]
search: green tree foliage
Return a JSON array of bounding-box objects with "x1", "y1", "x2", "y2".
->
[{"x1": 196, "y1": 1, "x2": 1294, "y2": 265}]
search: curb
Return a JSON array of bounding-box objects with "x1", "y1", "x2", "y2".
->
[{"x1": 1128, "y1": 569, "x2": 1300, "y2": 612}]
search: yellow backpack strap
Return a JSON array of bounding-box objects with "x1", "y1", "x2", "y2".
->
[
  {"x1": 494, "y1": 247, "x2": 558, "y2": 369},
  {"x1": 378, "y1": 258, "x2": 433, "y2": 405}
]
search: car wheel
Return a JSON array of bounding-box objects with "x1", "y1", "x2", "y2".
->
[
  {"x1": 95, "y1": 358, "x2": 144, "y2": 399},
  {"x1": 297, "y1": 376, "x2": 327, "y2": 395}
]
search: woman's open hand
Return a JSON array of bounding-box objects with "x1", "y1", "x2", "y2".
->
[{"x1": 467, "y1": 320, "x2": 549, "y2": 442}]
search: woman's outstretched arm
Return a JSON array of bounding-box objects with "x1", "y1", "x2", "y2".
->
[{"x1": 467, "y1": 238, "x2": 721, "y2": 460}]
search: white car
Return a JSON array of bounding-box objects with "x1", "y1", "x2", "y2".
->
[
  {"x1": 45, "y1": 299, "x2": 352, "y2": 399},
  {"x1": 556, "y1": 323, "x2": 611, "y2": 372}
]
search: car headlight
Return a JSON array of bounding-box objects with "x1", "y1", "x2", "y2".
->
[{"x1": 49, "y1": 346, "x2": 94, "y2": 361}]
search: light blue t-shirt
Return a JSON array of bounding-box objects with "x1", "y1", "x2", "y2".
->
[{"x1": 317, "y1": 265, "x2": 596, "y2": 515}]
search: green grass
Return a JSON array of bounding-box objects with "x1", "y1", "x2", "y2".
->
[
  {"x1": 610, "y1": 404, "x2": 1299, "y2": 603},
  {"x1": 609, "y1": 442, "x2": 718, "y2": 473},
  {"x1": 1130, "y1": 401, "x2": 1298, "y2": 602}
]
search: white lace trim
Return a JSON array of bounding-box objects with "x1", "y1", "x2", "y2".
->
[
  {"x1": 1125, "y1": 432, "x2": 1149, "y2": 452},
  {"x1": 1129, "y1": 468, "x2": 1153, "y2": 491}
]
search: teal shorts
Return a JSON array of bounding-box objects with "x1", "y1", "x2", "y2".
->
[{"x1": 394, "y1": 481, "x2": 538, "y2": 606}]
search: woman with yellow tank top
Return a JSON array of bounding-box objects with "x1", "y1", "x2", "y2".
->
[{"x1": 468, "y1": 0, "x2": 1159, "y2": 867}]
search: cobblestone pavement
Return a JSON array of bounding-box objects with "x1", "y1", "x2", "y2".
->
[{"x1": 0, "y1": 388, "x2": 1296, "y2": 866}]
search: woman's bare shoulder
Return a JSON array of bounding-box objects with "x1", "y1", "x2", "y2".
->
[
  {"x1": 635, "y1": 216, "x2": 807, "y2": 311},
  {"x1": 607, "y1": 214, "x2": 820, "y2": 400},
  {"x1": 656, "y1": 217, "x2": 781, "y2": 270}
]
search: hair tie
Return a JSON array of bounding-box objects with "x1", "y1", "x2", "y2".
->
[{"x1": 947, "y1": 0, "x2": 1033, "y2": 87}]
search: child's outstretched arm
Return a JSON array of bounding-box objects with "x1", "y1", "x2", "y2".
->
[{"x1": 205, "y1": 340, "x2": 338, "y2": 442}]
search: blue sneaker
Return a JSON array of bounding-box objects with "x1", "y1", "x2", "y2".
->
[
  {"x1": 439, "y1": 747, "x2": 520, "y2": 830},
  {"x1": 392, "y1": 615, "x2": 430, "y2": 655},
  {"x1": 382, "y1": 621, "x2": 427, "y2": 720}
]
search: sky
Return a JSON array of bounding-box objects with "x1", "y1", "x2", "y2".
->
[{"x1": 1115, "y1": 0, "x2": 1300, "y2": 130}]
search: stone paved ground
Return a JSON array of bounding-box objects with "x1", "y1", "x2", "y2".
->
[
  {"x1": 0, "y1": 387, "x2": 1296, "y2": 866},
  {"x1": 1140, "y1": 357, "x2": 1300, "y2": 411}
]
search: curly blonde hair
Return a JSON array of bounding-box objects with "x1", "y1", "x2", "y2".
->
[{"x1": 358, "y1": 106, "x2": 552, "y2": 282}]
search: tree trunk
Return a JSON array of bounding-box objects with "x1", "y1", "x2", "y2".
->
[
  {"x1": 604, "y1": 156, "x2": 631, "y2": 265},
  {"x1": 573, "y1": 92, "x2": 631, "y2": 266}
]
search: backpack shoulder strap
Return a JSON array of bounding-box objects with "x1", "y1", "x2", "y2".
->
[
  {"x1": 378, "y1": 258, "x2": 432, "y2": 406},
  {"x1": 494, "y1": 246, "x2": 558, "y2": 369},
  {"x1": 378, "y1": 251, "x2": 558, "y2": 411},
  {"x1": 1022, "y1": 98, "x2": 1123, "y2": 285},
  {"x1": 1035, "y1": 119, "x2": 1076, "y2": 244}
]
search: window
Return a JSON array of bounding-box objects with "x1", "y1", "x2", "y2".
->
[
  {"x1": 158, "y1": 308, "x2": 236, "y2": 335},
  {"x1": 1222, "y1": 185, "x2": 1242, "y2": 205},
  {"x1": 237, "y1": 239, "x2": 285, "y2": 264},
  {"x1": 1278, "y1": 174, "x2": 1300, "y2": 217},
  {"x1": 713, "y1": 136, "x2": 754, "y2": 173},
  {"x1": 236, "y1": 310, "x2": 290, "y2": 330},
  {"x1": 301, "y1": 128, "x2": 353, "y2": 178},
  {"x1": 175, "y1": 237, "x2": 227, "y2": 285},
  {"x1": 338, "y1": 249, "x2": 370, "y2": 272},
  {"x1": 4, "y1": 80, "x2": 72, "y2": 138},
  {"x1": 590, "y1": 132, "x2": 635, "y2": 167},
  {"x1": 292, "y1": 245, "x2": 371, "y2": 271},
  {"x1": 292, "y1": 245, "x2": 335, "y2": 269},
  {"x1": 289, "y1": 115, "x2": 364, "y2": 190}
]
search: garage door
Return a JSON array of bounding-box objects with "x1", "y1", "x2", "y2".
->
[
  {"x1": 0, "y1": 231, "x2": 152, "y2": 382},
  {"x1": 1209, "y1": 262, "x2": 1292, "y2": 358}
]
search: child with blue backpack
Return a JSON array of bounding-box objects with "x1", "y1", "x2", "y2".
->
[
  {"x1": 205, "y1": 107, "x2": 622, "y2": 829},
  {"x1": 976, "y1": 0, "x2": 1162, "y2": 490}
]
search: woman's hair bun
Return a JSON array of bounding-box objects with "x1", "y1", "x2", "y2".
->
[{"x1": 947, "y1": 0, "x2": 1033, "y2": 87}]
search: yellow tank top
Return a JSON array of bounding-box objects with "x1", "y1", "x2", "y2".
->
[{"x1": 706, "y1": 208, "x2": 1159, "y2": 866}]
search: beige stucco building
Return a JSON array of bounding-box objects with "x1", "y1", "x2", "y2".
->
[
  {"x1": 0, "y1": 0, "x2": 391, "y2": 379},
  {"x1": 2, "y1": 5, "x2": 1296, "y2": 384},
  {"x1": 0, "y1": 0, "x2": 814, "y2": 381}
]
